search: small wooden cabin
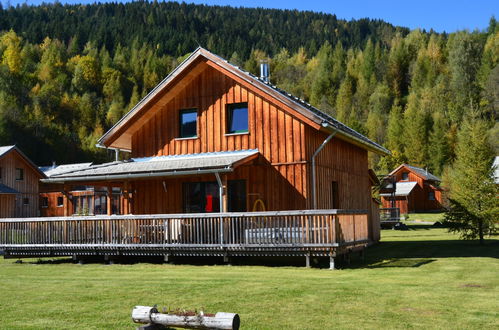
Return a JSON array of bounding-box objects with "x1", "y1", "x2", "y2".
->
[
  {"x1": 0, "y1": 146, "x2": 45, "y2": 218},
  {"x1": 380, "y1": 164, "x2": 443, "y2": 214},
  {"x1": 42, "y1": 47, "x2": 389, "y2": 240}
]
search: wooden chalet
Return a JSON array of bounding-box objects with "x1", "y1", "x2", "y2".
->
[
  {"x1": 0, "y1": 146, "x2": 45, "y2": 218},
  {"x1": 380, "y1": 164, "x2": 443, "y2": 214},
  {"x1": 0, "y1": 48, "x2": 390, "y2": 267}
]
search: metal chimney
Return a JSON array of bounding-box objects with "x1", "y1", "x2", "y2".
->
[{"x1": 260, "y1": 61, "x2": 270, "y2": 83}]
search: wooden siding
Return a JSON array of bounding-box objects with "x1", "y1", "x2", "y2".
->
[
  {"x1": 308, "y1": 128, "x2": 371, "y2": 211},
  {"x1": 0, "y1": 195, "x2": 15, "y2": 218},
  {"x1": 0, "y1": 150, "x2": 41, "y2": 217},
  {"x1": 131, "y1": 64, "x2": 307, "y2": 164},
  {"x1": 40, "y1": 192, "x2": 64, "y2": 217},
  {"x1": 129, "y1": 65, "x2": 309, "y2": 214}
]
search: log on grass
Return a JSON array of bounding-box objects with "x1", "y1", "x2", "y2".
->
[{"x1": 132, "y1": 306, "x2": 240, "y2": 330}]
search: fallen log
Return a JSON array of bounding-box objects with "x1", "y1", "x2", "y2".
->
[{"x1": 132, "y1": 306, "x2": 240, "y2": 330}]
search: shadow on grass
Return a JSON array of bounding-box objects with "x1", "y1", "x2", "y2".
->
[
  {"x1": 367, "y1": 258, "x2": 436, "y2": 268},
  {"x1": 344, "y1": 238, "x2": 499, "y2": 269}
]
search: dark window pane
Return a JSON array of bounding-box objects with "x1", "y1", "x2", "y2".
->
[
  {"x1": 227, "y1": 103, "x2": 248, "y2": 133},
  {"x1": 402, "y1": 172, "x2": 409, "y2": 180},
  {"x1": 179, "y1": 109, "x2": 197, "y2": 138},
  {"x1": 228, "y1": 180, "x2": 246, "y2": 212},
  {"x1": 57, "y1": 196, "x2": 63, "y2": 207},
  {"x1": 331, "y1": 181, "x2": 339, "y2": 209},
  {"x1": 183, "y1": 182, "x2": 220, "y2": 213},
  {"x1": 41, "y1": 197, "x2": 49, "y2": 208},
  {"x1": 15, "y1": 168, "x2": 24, "y2": 180}
]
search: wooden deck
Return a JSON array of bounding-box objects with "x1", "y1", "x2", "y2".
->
[{"x1": 0, "y1": 210, "x2": 370, "y2": 264}]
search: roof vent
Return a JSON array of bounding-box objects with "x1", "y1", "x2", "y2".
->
[{"x1": 260, "y1": 61, "x2": 270, "y2": 83}]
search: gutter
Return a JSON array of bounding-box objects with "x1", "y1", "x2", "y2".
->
[
  {"x1": 311, "y1": 123, "x2": 337, "y2": 209},
  {"x1": 41, "y1": 167, "x2": 234, "y2": 184}
]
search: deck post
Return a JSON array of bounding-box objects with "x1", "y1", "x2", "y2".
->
[
  {"x1": 305, "y1": 254, "x2": 311, "y2": 268},
  {"x1": 329, "y1": 255, "x2": 335, "y2": 270},
  {"x1": 163, "y1": 254, "x2": 171, "y2": 263},
  {"x1": 107, "y1": 186, "x2": 112, "y2": 216},
  {"x1": 62, "y1": 184, "x2": 72, "y2": 216}
]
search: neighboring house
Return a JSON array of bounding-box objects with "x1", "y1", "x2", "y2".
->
[
  {"x1": 39, "y1": 163, "x2": 123, "y2": 217},
  {"x1": 41, "y1": 47, "x2": 389, "y2": 239},
  {"x1": 380, "y1": 164, "x2": 443, "y2": 214},
  {"x1": 0, "y1": 145, "x2": 45, "y2": 218}
]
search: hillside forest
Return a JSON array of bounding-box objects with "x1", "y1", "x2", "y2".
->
[{"x1": 0, "y1": 1, "x2": 497, "y2": 179}]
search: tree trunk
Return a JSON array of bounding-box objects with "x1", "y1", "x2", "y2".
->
[{"x1": 478, "y1": 219, "x2": 484, "y2": 245}]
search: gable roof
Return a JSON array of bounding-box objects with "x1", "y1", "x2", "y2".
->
[
  {"x1": 390, "y1": 164, "x2": 440, "y2": 182},
  {"x1": 97, "y1": 47, "x2": 389, "y2": 156},
  {"x1": 0, "y1": 145, "x2": 46, "y2": 179}
]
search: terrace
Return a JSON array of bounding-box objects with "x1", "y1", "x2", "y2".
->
[{"x1": 0, "y1": 209, "x2": 369, "y2": 268}]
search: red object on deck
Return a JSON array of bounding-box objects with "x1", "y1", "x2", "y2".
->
[{"x1": 205, "y1": 194, "x2": 213, "y2": 212}]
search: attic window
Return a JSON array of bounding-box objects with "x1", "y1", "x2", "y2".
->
[
  {"x1": 179, "y1": 108, "x2": 198, "y2": 138},
  {"x1": 15, "y1": 168, "x2": 24, "y2": 181},
  {"x1": 428, "y1": 191, "x2": 435, "y2": 200},
  {"x1": 401, "y1": 172, "x2": 409, "y2": 181},
  {"x1": 227, "y1": 103, "x2": 248, "y2": 134}
]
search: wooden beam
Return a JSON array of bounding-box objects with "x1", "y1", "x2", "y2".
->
[{"x1": 107, "y1": 186, "x2": 112, "y2": 216}]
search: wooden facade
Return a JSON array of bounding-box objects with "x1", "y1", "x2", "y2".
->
[
  {"x1": 381, "y1": 164, "x2": 443, "y2": 214},
  {"x1": 0, "y1": 146, "x2": 44, "y2": 218},
  {"x1": 126, "y1": 63, "x2": 375, "y2": 215}
]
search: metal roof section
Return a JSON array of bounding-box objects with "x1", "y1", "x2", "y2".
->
[
  {"x1": 380, "y1": 181, "x2": 418, "y2": 197},
  {"x1": 0, "y1": 183, "x2": 19, "y2": 194},
  {"x1": 0, "y1": 145, "x2": 15, "y2": 158},
  {"x1": 40, "y1": 162, "x2": 93, "y2": 177},
  {"x1": 42, "y1": 149, "x2": 259, "y2": 183},
  {"x1": 97, "y1": 47, "x2": 390, "y2": 156}
]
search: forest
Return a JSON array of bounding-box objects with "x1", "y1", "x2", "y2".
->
[{"x1": 0, "y1": 1, "x2": 496, "y2": 179}]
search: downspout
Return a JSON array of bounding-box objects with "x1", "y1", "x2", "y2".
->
[
  {"x1": 311, "y1": 123, "x2": 337, "y2": 209},
  {"x1": 214, "y1": 172, "x2": 224, "y2": 213}
]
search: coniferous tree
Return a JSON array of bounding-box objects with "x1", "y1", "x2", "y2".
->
[{"x1": 445, "y1": 118, "x2": 498, "y2": 244}]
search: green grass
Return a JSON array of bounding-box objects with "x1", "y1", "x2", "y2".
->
[
  {"x1": 0, "y1": 226, "x2": 498, "y2": 329},
  {"x1": 404, "y1": 212, "x2": 446, "y2": 223}
]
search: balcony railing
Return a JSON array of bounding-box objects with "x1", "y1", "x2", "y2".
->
[{"x1": 0, "y1": 210, "x2": 369, "y2": 258}]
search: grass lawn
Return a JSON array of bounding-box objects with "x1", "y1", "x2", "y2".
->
[
  {"x1": 0, "y1": 226, "x2": 498, "y2": 329},
  {"x1": 404, "y1": 212, "x2": 446, "y2": 223}
]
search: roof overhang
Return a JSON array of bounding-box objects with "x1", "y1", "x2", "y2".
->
[
  {"x1": 380, "y1": 181, "x2": 418, "y2": 197},
  {"x1": 42, "y1": 150, "x2": 259, "y2": 184}
]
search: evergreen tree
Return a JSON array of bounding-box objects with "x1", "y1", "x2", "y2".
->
[{"x1": 445, "y1": 118, "x2": 498, "y2": 244}]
